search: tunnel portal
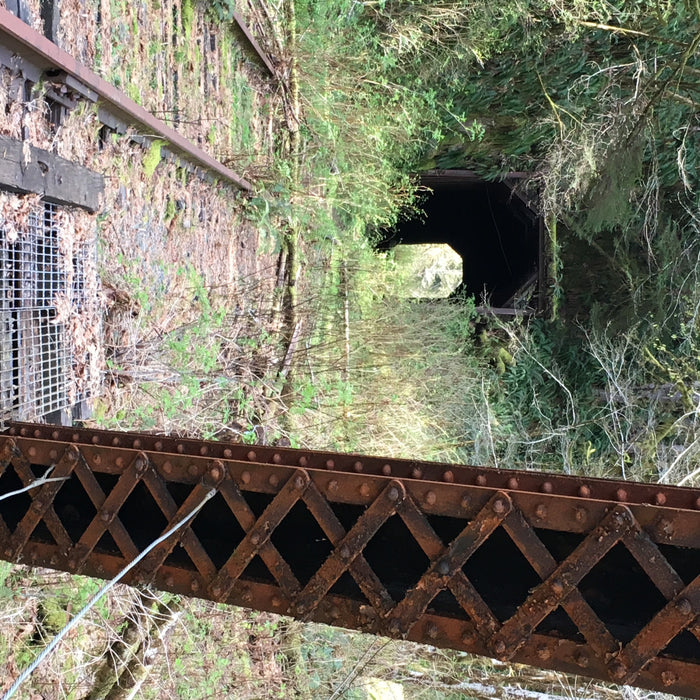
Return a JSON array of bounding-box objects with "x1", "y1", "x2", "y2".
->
[{"x1": 378, "y1": 170, "x2": 543, "y2": 311}]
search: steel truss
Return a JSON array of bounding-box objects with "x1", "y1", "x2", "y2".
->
[{"x1": 2, "y1": 422, "x2": 700, "y2": 697}]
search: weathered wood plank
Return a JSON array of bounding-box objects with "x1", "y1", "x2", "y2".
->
[{"x1": 0, "y1": 135, "x2": 104, "y2": 211}]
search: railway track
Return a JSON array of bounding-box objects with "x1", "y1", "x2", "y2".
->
[
  {"x1": 0, "y1": 7, "x2": 264, "y2": 191},
  {"x1": 2, "y1": 422, "x2": 700, "y2": 697}
]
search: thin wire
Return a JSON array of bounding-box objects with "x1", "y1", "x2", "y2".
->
[
  {"x1": 327, "y1": 638, "x2": 392, "y2": 700},
  {"x1": 2, "y1": 487, "x2": 217, "y2": 700},
  {"x1": 0, "y1": 465, "x2": 69, "y2": 503}
]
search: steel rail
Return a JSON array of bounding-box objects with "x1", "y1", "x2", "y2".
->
[
  {"x1": 2, "y1": 424, "x2": 700, "y2": 697},
  {"x1": 0, "y1": 8, "x2": 252, "y2": 191},
  {"x1": 232, "y1": 10, "x2": 276, "y2": 76}
]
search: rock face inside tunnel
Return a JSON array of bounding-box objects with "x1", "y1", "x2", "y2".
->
[{"x1": 377, "y1": 170, "x2": 543, "y2": 311}]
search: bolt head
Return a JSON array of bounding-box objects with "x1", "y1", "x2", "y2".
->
[
  {"x1": 677, "y1": 597, "x2": 692, "y2": 615},
  {"x1": 247, "y1": 450, "x2": 257, "y2": 462},
  {"x1": 575, "y1": 652, "x2": 589, "y2": 668},
  {"x1": 493, "y1": 499, "x2": 506, "y2": 514},
  {"x1": 610, "y1": 662, "x2": 627, "y2": 680},
  {"x1": 437, "y1": 560, "x2": 450, "y2": 576},
  {"x1": 387, "y1": 486, "x2": 400, "y2": 502},
  {"x1": 535, "y1": 504, "x2": 547, "y2": 519},
  {"x1": 382, "y1": 464, "x2": 392, "y2": 476},
  {"x1": 250, "y1": 533, "x2": 261, "y2": 546},
  {"x1": 536, "y1": 645, "x2": 550, "y2": 660},
  {"x1": 443, "y1": 470, "x2": 454, "y2": 483},
  {"x1": 328, "y1": 480, "x2": 339, "y2": 494},
  {"x1": 294, "y1": 475, "x2": 305, "y2": 490},
  {"x1": 578, "y1": 485, "x2": 591, "y2": 498},
  {"x1": 268, "y1": 474, "x2": 279, "y2": 487},
  {"x1": 339, "y1": 545, "x2": 351, "y2": 559},
  {"x1": 612, "y1": 661, "x2": 627, "y2": 680},
  {"x1": 658, "y1": 518, "x2": 675, "y2": 538},
  {"x1": 551, "y1": 579, "x2": 564, "y2": 595},
  {"x1": 426, "y1": 623, "x2": 438, "y2": 639},
  {"x1": 353, "y1": 461, "x2": 363, "y2": 472},
  {"x1": 611, "y1": 510, "x2": 626, "y2": 526},
  {"x1": 241, "y1": 471, "x2": 251, "y2": 485},
  {"x1": 494, "y1": 640, "x2": 506, "y2": 655},
  {"x1": 661, "y1": 670, "x2": 678, "y2": 687},
  {"x1": 425, "y1": 491, "x2": 437, "y2": 506},
  {"x1": 507, "y1": 477, "x2": 519, "y2": 490}
]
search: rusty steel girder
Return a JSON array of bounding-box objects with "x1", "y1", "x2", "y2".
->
[{"x1": 2, "y1": 423, "x2": 700, "y2": 696}]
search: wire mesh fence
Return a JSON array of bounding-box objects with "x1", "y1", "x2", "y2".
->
[{"x1": 0, "y1": 199, "x2": 94, "y2": 423}]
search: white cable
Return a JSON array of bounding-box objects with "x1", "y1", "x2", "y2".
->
[
  {"x1": 0, "y1": 465, "x2": 70, "y2": 503},
  {"x1": 2, "y1": 487, "x2": 216, "y2": 700}
]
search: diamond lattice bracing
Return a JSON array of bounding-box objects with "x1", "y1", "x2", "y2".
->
[{"x1": 6, "y1": 428, "x2": 700, "y2": 698}]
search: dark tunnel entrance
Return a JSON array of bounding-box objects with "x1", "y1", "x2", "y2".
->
[{"x1": 378, "y1": 170, "x2": 544, "y2": 312}]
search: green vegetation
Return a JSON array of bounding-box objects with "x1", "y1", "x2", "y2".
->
[
  {"x1": 142, "y1": 139, "x2": 165, "y2": 178},
  {"x1": 99, "y1": 0, "x2": 700, "y2": 496},
  {"x1": 266, "y1": 0, "x2": 700, "y2": 488}
]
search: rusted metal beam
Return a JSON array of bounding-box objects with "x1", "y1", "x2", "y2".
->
[
  {"x1": 0, "y1": 8, "x2": 251, "y2": 191},
  {"x1": 2, "y1": 422, "x2": 700, "y2": 697}
]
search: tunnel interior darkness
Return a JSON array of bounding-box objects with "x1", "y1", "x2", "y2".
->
[{"x1": 378, "y1": 172, "x2": 542, "y2": 308}]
